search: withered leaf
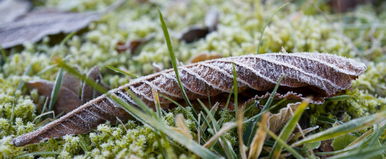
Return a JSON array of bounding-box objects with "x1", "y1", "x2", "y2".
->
[
  {"x1": 13, "y1": 52, "x2": 366, "y2": 146},
  {"x1": 190, "y1": 53, "x2": 223, "y2": 63},
  {"x1": 0, "y1": 0, "x2": 31, "y2": 25},
  {"x1": 329, "y1": 0, "x2": 375, "y2": 12},
  {"x1": 268, "y1": 102, "x2": 300, "y2": 133},
  {"x1": 0, "y1": 9, "x2": 100, "y2": 48},
  {"x1": 62, "y1": 73, "x2": 81, "y2": 95},
  {"x1": 179, "y1": 7, "x2": 219, "y2": 43},
  {"x1": 26, "y1": 80, "x2": 82, "y2": 114},
  {"x1": 81, "y1": 66, "x2": 104, "y2": 103},
  {"x1": 179, "y1": 27, "x2": 210, "y2": 43},
  {"x1": 115, "y1": 35, "x2": 154, "y2": 54}
]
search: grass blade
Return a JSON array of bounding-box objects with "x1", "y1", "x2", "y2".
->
[
  {"x1": 198, "y1": 100, "x2": 237, "y2": 159},
  {"x1": 204, "y1": 122, "x2": 237, "y2": 148},
  {"x1": 328, "y1": 144, "x2": 386, "y2": 159},
  {"x1": 48, "y1": 68, "x2": 64, "y2": 112},
  {"x1": 270, "y1": 98, "x2": 311, "y2": 159},
  {"x1": 158, "y1": 9, "x2": 193, "y2": 108},
  {"x1": 292, "y1": 111, "x2": 386, "y2": 147},
  {"x1": 264, "y1": 126, "x2": 304, "y2": 159},
  {"x1": 105, "y1": 65, "x2": 138, "y2": 78},
  {"x1": 109, "y1": 93, "x2": 222, "y2": 159},
  {"x1": 256, "y1": 2, "x2": 289, "y2": 53},
  {"x1": 232, "y1": 64, "x2": 247, "y2": 159},
  {"x1": 248, "y1": 113, "x2": 269, "y2": 159},
  {"x1": 245, "y1": 75, "x2": 284, "y2": 145},
  {"x1": 16, "y1": 151, "x2": 59, "y2": 158}
]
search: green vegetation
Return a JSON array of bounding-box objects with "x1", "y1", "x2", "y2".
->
[{"x1": 1, "y1": 0, "x2": 385, "y2": 158}]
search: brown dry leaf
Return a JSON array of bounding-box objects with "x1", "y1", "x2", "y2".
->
[
  {"x1": 190, "y1": 53, "x2": 223, "y2": 63},
  {"x1": 81, "y1": 66, "x2": 103, "y2": 103},
  {"x1": 329, "y1": 0, "x2": 375, "y2": 12},
  {"x1": 13, "y1": 53, "x2": 366, "y2": 146},
  {"x1": 115, "y1": 35, "x2": 154, "y2": 54},
  {"x1": 0, "y1": 9, "x2": 100, "y2": 48},
  {"x1": 26, "y1": 80, "x2": 82, "y2": 114},
  {"x1": 179, "y1": 7, "x2": 220, "y2": 43},
  {"x1": 268, "y1": 102, "x2": 300, "y2": 133},
  {"x1": 179, "y1": 27, "x2": 210, "y2": 43},
  {"x1": 62, "y1": 73, "x2": 81, "y2": 95},
  {"x1": 0, "y1": 0, "x2": 31, "y2": 24}
]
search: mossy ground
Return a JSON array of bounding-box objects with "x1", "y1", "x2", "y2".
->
[{"x1": 0, "y1": 0, "x2": 385, "y2": 158}]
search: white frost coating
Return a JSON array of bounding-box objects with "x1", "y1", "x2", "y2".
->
[
  {"x1": 181, "y1": 66, "x2": 226, "y2": 93},
  {"x1": 92, "y1": 103, "x2": 110, "y2": 114},
  {"x1": 257, "y1": 55, "x2": 343, "y2": 90},
  {"x1": 200, "y1": 62, "x2": 250, "y2": 89},
  {"x1": 161, "y1": 71, "x2": 206, "y2": 97},
  {"x1": 129, "y1": 85, "x2": 155, "y2": 102},
  {"x1": 143, "y1": 80, "x2": 180, "y2": 98},
  {"x1": 12, "y1": 52, "x2": 366, "y2": 147},
  {"x1": 218, "y1": 59, "x2": 279, "y2": 85},
  {"x1": 84, "y1": 109, "x2": 106, "y2": 121},
  {"x1": 116, "y1": 91, "x2": 136, "y2": 104}
]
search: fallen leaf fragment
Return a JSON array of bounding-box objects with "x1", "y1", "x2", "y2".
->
[
  {"x1": 179, "y1": 7, "x2": 220, "y2": 43},
  {"x1": 27, "y1": 80, "x2": 82, "y2": 114},
  {"x1": 179, "y1": 27, "x2": 210, "y2": 43},
  {"x1": 81, "y1": 66, "x2": 104, "y2": 103},
  {"x1": 115, "y1": 35, "x2": 154, "y2": 54},
  {"x1": 190, "y1": 53, "x2": 223, "y2": 63},
  {"x1": 268, "y1": 102, "x2": 300, "y2": 133},
  {"x1": 329, "y1": 0, "x2": 375, "y2": 12},
  {"x1": 0, "y1": 9, "x2": 100, "y2": 48},
  {"x1": 62, "y1": 73, "x2": 81, "y2": 95},
  {"x1": 0, "y1": 0, "x2": 31, "y2": 25}
]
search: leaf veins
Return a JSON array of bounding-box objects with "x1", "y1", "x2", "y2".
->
[{"x1": 13, "y1": 52, "x2": 366, "y2": 146}]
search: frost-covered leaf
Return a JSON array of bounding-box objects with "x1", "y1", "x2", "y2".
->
[
  {"x1": 13, "y1": 53, "x2": 366, "y2": 146},
  {"x1": 0, "y1": 0, "x2": 31, "y2": 25},
  {"x1": 0, "y1": 9, "x2": 100, "y2": 48}
]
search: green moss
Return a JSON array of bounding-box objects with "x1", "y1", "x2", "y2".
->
[{"x1": 1, "y1": 0, "x2": 386, "y2": 158}]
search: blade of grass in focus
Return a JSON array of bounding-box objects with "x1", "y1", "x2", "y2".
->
[
  {"x1": 105, "y1": 65, "x2": 138, "y2": 78},
  {"x1": 158, "y1": 9, "x2": 193, "y2": 108},
  {"x1": 48, "y1": 68, "x2": 64, "y2": 112}
]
